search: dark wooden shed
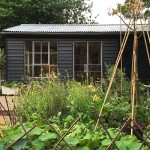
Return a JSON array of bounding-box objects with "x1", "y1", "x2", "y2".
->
[{"x1": 2, "y1": 24, "x2": 150, "y2": 83}]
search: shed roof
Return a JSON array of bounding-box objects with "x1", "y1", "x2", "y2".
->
[{"x1": 2, "y1": 24, "x2": 150, "y2": 34}]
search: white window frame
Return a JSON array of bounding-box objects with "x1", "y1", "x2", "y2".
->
[
  {"x1": 25, "y1": 41, "x2": 58, "y2": 78},
  {"x1": 73, "y1": 41, "x2": 103, "y2": 83}
]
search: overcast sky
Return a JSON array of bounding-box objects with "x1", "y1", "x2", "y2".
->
[{"x1": 89, "y1": 0, "x2": 125, "y2": 24}]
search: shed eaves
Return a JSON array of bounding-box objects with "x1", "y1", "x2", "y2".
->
[{"x1": 2, "y1": 24, "x2": 150, "y2": 33}]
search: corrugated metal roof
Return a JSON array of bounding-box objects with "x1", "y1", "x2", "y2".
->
[{"x1": 2, "y1": 24, "x2": 150, "y2": 34}]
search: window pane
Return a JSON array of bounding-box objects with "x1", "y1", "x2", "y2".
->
[
  {"x1": 42, "y1": 42, "x2": 48, "y2": 52},
  {"x1": 75, "y1": 65, "x2": 84, "y2": 71},
  {"x1": 89, "y1": 42, "x2": 101, "y2": 64},
  {"x1": 50, "y1": 66, "x2": 57, "y2": 74},
  {"x1": 42, "y1": 65, "x2": 49, "y2": 76},
  {"x1": 34, "y1": 66, "x2": 41, "y2": 77},
  {"x1": 89, "y1": 72, "x2": 101, "y2": 81},
  {"x1": 75, "y1": 42, "x2": 87, "y2": 64},
  {"x1": 50, "y1": 41, "x2": 57, "y2": 52},
  {"x1": 34, "y1": 42, "x2": 41, "y2": 52},
  {"x1": 50, "y1": 54, "x2": 57, "y2": 65},
  {"x1": 25, "y1": 66, "x2": 32, "y2": 76},
  {"x1": 25, "y1": 53, "x2": 32, "y2": 65},
  {"x1": 89, "y1": 65, "x2": 101, "y2": 71},
  {"x1": 42, "y1": 54, "x2": 48, "y2": 64},
  {"x1": 35, "y1": 54, "x2": 41, "y2": 64},
  {"x1": 25, "y1": 41, "x2": 32, "y2": 52}
]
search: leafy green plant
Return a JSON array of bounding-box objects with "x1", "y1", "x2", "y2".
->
[
  {"x1": 15, "y1": 65, "x2": 149, "y2": 127},
  {"x1": 103, "y1": 64, "x2": 131, "y2": 97},
  {"x1": 2, "y1": 81, "x2": 24, "y2": 89},
  {"x1": 0, "y1": 48, "x2": 5, "y2": 69},
  {"x1": 0, "y1": 119, "x2": 149, "y2": 150},
  {"x1": 16, "y1": 79, "x2": 69, "y2": 121}
]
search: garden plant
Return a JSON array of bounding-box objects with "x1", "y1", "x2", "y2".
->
[{"x1": 0, "y1": 65, "x2": 149, "y2": 149}]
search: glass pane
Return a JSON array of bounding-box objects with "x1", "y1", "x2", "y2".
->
[
  {"x1": 25, "y1": 66, "x2": 32, "y2": 76},
  {"x1": 34, "y1": 54, "x2": 41, "y2": 64},
  {"x1": 50, "y1": 66, "x2": 57, "y2": 74},
  {"x1": 50, "y1": 54, "x2": 57, "y2": 65},
  {"x1": 25, "y1": 41, "x2": 32, "y2": 52},
  {"x1": 89, "y1": 65, "x2": 101, "y2": 72},
  {"x1": 25, "y1": 53, "x2": 32, "y2": 65},
  {"x1": 75, "y1": 72, "x2": 87, "y2": 82},
  {"x1": 50, "y1": 41, "x2": 57, "y2": 52},
  {"x1": 42, "y1": 42, "x2": 48, "y2": 52},
  {"x1": 34, "y1": 66, "x2": 41, "y2": 77},
  {"x1": 75, "y1": 42, "x2": 87, "y2": 65},
  {"x1": 42, "y1": 65, "x2": 49, "y2": 76},
  {"x1": 42, "y1": 54, "x2": 48, "y2": 64},
  {"x1": 34, "y1": 42, "x2": 41, "y2": 52},
  {"x1": 89, "y1": 72, "x2": 101, "y2": 81},
  {"x1": 74, "y1": 42, "x2": 87, "y2": 81},
  {"x1": 75, "y1": 65, "x2": 84, "y2": 71},
  {"x1": 89, "y1": 42, "x2": 101, "y2": 64}
]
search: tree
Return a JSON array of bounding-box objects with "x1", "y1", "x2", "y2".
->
[
  {"x1": 0, "y1": 0, "x2": 95, "y2": 47},
  {"x1": 114, "y1": 0, "x2": 150, "y2": 19},
  {"x1": 107, "y1": 0, "x2": 149, "y2": 132}
]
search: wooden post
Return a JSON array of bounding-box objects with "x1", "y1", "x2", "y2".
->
[
  {"x1": 0, "y1": 69, "x2": 1, "y2": 86},
  {"x1": 133, "y1": 19, "x2": 140, "y2": 121}
]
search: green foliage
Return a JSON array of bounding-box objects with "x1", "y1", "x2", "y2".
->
[
  {"x1": 103, "y1": 64, "x2": 131, "y2": 97},
  {"x1": 0, "y1": 64, "x2": 150, "y2": 149},
  {"x1": 0, "y1": 48, "x2": 5, "y2": 68},
  {"x1": 16, "y1": 79, "x2": 69, "y2": 120},
  {"x1": 114, "y1": 0, "x2": 150, "y2": 19},
  {"x1": 0, "y1": 0, "x2": 95, "y2": 47},
  {"x1": 2, "y1": 81, "x2": 24, "y2": 88},
  {"x1": 0, "y1": 120, "x2": 149, "y2": 149},
  {"x1": 16, "y1": 65, "x2": 150, "y2": 127}
]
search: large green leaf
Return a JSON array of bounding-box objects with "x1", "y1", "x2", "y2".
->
[
  {"x1": 12, "y1": 139, "x2": 28, "y2": 150},
  {"x1": 98, "y1": 145, "x2": 106, "y2": 150},
  {"x1": 29, "y1": 127, "x2": 43, "y2": 136},
  {"x1": 76, "y1": 146, "x2": 90, "y2": 150},
  {"x1": 33, "y1": 139, "x2": 45, "y2": 150},
  {"x1": 39, "y1": 132, "x2": 57, "y2": 141},
  {"x1": 107, "y1": 128, "x2": 117, "y2": 138},
  {"x1": 128, "y1": 141, "x2": 141, "y2": 150},
  {"x1": 65, "y1": 137, "x2": 79, "y2": 146},
  {"x1": 115, "y1": 141, "x2": 126, "y2": 150},
  {"x1": 9, "y1": 132, "x2": 23, "y2": 142},
  {"x1": 101, "y1": 139, "x2": 111, "y2": 146}
]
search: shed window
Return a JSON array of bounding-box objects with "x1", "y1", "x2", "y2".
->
[
  {"x1": 74, "y1": 41, "x2": 102, "y2": 83},
  {"x1": 25, "y1": 41, "x2": 57, "y2": 77}
]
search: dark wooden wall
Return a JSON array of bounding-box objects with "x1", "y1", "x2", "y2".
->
[
  {"x1": 6, "y1": 38, "x2": 25, "y2": 81},
  {"x1": 5, "y1": 34, "x2": 149, "y2": 83},
  {"x1": 122, "y1": 36, "x2": 150, "y2": 83},
  {"x1": 58, "y1": 40, "x2": 73, "y2": 78}
]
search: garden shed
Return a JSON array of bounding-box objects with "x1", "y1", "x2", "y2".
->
[{"x1": 2, "y1": 24, "x2": 150, "y2": 83}]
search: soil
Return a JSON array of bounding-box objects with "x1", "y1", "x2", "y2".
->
[{"x1": 0, "y1": 96, "x2": 13, "y2": 129}]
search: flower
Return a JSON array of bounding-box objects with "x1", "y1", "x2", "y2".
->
[
  {"x1": 49, "y1": 71, "x2": 57, "y2": 79},
  {"x1": 93, "y1": 95, "x2": 100, "y2": 102},
  {"x1": 91, "y1": 88, "x2": 96, "y2": 93},
  {"x1": 87, "y1": 84, "x2": 93, "y2": 90}
]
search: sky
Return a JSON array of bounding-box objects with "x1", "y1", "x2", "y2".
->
[{"x1": 89, "y1": 0, "x2": 126, "y2": 24}]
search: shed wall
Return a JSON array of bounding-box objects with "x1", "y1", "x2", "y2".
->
[
  {"x1": 6, "y1": 38, "x2": 24, "y2": 81},
  {"x1": 5, "y1": 35, "x2": 149, "y2": 83}
]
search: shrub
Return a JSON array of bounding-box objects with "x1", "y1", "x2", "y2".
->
[
  {"x1": 16, "y1": 79, "x2": 69, "y2": 121},
  {"x1": 0, "y1": 48, "x2": 5, "y2": 69}
]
